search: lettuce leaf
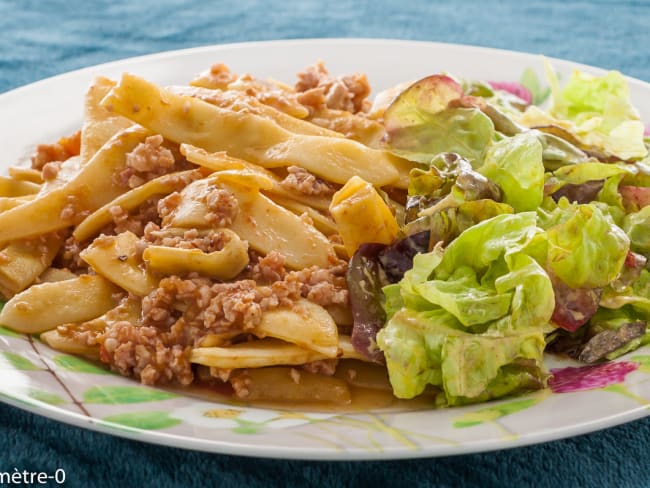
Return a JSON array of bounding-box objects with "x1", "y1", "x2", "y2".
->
[
  {"x1": 377, "y1": 308, "x2": 547, "y2": 403},
  {"x1": 544, "y1": 203, "x2": 629, "y2": 288},
  {"x1": 414, "y1": 266, "x2": 513, "y2": 327},
  {"x1": 478, "y1": 132, "x2": 544, "y2": 212},
  {"x1": 386, "y1": 107, "x2": 495, "y2": 165},
  {"x1": 623, "y1": 206, "x2": 650, "y2": 254},
  {"x1": 542, "y1": 65, "x2": 647, "y2": 160},
  {"x1": 441, "y1": 329, "x2": 546, "y2": 403},
  {"x1": 601, "y1": 269, "x2": 650, "y2": 314},
  {"x1": 377, "y1": 213, "x2": 553, "y2": 402}
]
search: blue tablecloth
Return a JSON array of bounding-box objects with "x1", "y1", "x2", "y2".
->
[{"x1": 2, "y1": 0, "x2": 650, "y2": 486}]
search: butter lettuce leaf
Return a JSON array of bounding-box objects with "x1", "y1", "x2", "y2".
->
[
  {"x1": 385, "y1": 107, "x2": 495, "y2": 166},
  {"x1": 544, "y1": 203, "x2": 629, "y2": 288},
  {"x1": 441, "y1": 329, "x2": 546, "y2": 404},
  {"x1": 414, "y1": 266, "x2": 512, "y2": 327},
  {"x1": 623, "y1": 206, "x2": 650, "y2": 254},
  {"x1": 478, "y1": 132, "x2": 545, "y2": 212},
  {"x1": 377, "y1": 308, "x2": 547, "y2": 403},
  {"x1": 378, "y1": 213, "x2": 553, "y2": 402},
  {"x1": 519, "y1": 65, "x2": 648, "y2": 161}
]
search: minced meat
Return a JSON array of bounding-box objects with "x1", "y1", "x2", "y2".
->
[
  {"x1": 295, "y1": 62, "x2": 371, "y2": 113},
  {"x1": 31, "y1": 131, "x2": 81, "y2": 171},
  {"x1": 280, "y1": 166, "x2": 335, "y2": 197}
]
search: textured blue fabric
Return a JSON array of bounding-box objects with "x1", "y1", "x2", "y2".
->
[{"x1": 2, "y1": 0, "x2": 650, "y2": 486}]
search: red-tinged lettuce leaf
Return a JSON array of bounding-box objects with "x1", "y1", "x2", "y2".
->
[
  {"x1": 383, "y1": 75, "x2": 495, "y2": 165},
  {"x1": 405, "y1": 153, "x2": 503, "y2": 227},
  {"x1": 550, "y1": 276, "x2": 602, "y2": 332},
  {"x1": 347, "y1": 243, "x2": 389, "y2": 364},
  {"x1": 619, "y1": 185, "x2": 650, "y2": 212},
  {"x1": 378, "y1": 231, "x2": 430, "y2": 283},
  {"x1": 386, "y1": 108, "x2": 495, "y2": 165},
  {"x1": 578, "y1": 321, "x2": 646, "y2": 363},
  {"x1": 383, "y1": 75, "x2": 464, "y2": 133},
  {"x1": 488, "y1": 81, "x2": 533, "y2": 105},
  {"x1": 551, "y1": 180, "x2": 605, "y2": 204},
  {"x1": 347, "y1": 233, "x2": 431, "y2": 363}
]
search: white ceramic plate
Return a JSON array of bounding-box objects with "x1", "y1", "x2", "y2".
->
[{"x1": 1, "y1": 39, "x2": 650, "y2": 461}]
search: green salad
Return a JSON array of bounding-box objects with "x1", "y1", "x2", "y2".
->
[{"x1": 348, "y1": 63, "x2": 650, "y2": 406}]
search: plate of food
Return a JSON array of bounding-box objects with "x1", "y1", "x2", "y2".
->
[{"x1": 1, "y1": 38, "x2": 650, "y2": 460}]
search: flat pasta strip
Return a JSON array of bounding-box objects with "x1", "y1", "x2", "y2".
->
[
  {"x1": 101, "y1": 74, "x2": 401, "y2": 186},
  {"x1": 80, "y1": 77, "x2": 134, "y2": 163},
  {"x1": 81, "y1": 231, "x2": 158, "y2": 296},
  {"x1": 225, "y1": 180, "x2": 335, "y2": 269},
  {"x1": 253, "y1": 299, "x2": 339, "y2": 356},
  {"x1": 164, "y1": 172, "x2": 273, "y2": 228},
  {"x1": 233, "y1": 367, "x2": 351, "y2": 404},
  {"x1": 0, "y1": 196, "x2": 33, "y2": 213},
  {"x1": 0, "y1": 233, "x2": 62, "y2": 298},
  {"x1": 191, "y1": 335, "x2": 367, "y2": 369},
  {"x1": 37, "y1": 267, "x2": 78, "y2": 283},
  {"x1": 0, "y1": 177, "x2": 40, "y2": 197},
  {"x1": 143, "y1": 229, "x2": 249, "y2": 280},
  {"x1": 169, "y1": 85, "x2": 342, "y2": 138},
  {"x1": 39, "y1": 329, "x2": 101, "y2": 359},
  {"x1": 166, "y1": 176, "x2": 335, "y2": 269},
  {"x1": 73, "y1": 169, "x2": 202, "y2": 242},
  {"x1": 0, "y1": 274, "x2": 120, "y2": 334},
  {"x1": 0, "y1": 126, "x2": 150, "y2": 244},
  {"x1": 41, "y1": 297, "x2": 142, "y2": 359},
  {"x1": 190, "y1": 338, "x2": 329, "y2": 369},
  {"x1": 306, "y1": 107, "x2": 387, "y2": 147},
  {"x1": 8, "y1": 167, "x2": 43, "y2": 184},
  {"x1": 268, "y1": 194, "x2": 338, "y2": 236},
  {"x1": 181, "y1": 144, "x2": 332, "y2": 212},
  {"x1": 330, "y1": 175, "x2": 400, "y2": 255}
]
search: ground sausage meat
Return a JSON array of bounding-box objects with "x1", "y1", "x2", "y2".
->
[
  {"x1": 279, "y1": 166, "x2": 335, "y2": 197},
  {"x1": 301, "y1": 359, "x2": 339, "y2": 376},
  {"x1": 247, "y1": 250, "x2": 287, "y2": 284},
  {"x1": 116, "y1": 134, "x2": 176, "y2": 188},
  {"x1": 97, "y1": 257, "x2": 349, "y2": 386},
  {"x1": 109, "y1": 197, "x2": 162, "y2": 237},
  {"x1": 100, "y1": 320, "x2": 194, "y2": 385},
  {"x1": 57, "y1": 236, "x2": 90, "y2": 272},
  {"x1": 295, "y1": 61, "x2": 371, "y2": 113},
  {"x1": 31, "y1": 131, "x2": 81, "y2": 171},
  {"x1": 205, "y1": 187, "x2": 239, "y2": 226},
  {"x1": 142, "y1": 227, "x2": 230, "y2": 253},
  {"x1": 192, "y1": 63, "x2": 238, "y2": 90}
]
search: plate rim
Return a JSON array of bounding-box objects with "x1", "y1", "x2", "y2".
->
[
  {"x1": 3, "y1": 388, "x2": 648, "y2": 461},
  {"x1": 2, "y1": 37, "x2": 649, "y2": 99},
  {"x1": 1, "y1": 37, "x2": 650, "y2": 461}
]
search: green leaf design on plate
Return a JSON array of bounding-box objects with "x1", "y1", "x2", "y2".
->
[
  {"x1": 631, "y1": 355, "x2": 650, "y2": 373},
  {"x1": 27, "y1": 389, "x2": 66, "y2": 405},
  {"x1": 0, "y1": 326, "x2": 22, "y2": 338},
  {"x1": 53, "y1": 354, "x2": 110, "y2": 375},
  {"x1": 453, "y1": 397, "x2": 539, "y2": 428},
  {"x1": 232, "y1": 420, "x2": 267, "y2": 435},
  {"x1": 602, "y1": 384, "x2": 650, "y2": 405},
  {"x1": 103, "y1": 411, "x2": 181, "y2": 430},
  {"x1": 520, "y1": 67, "x2": 551, "y2": 106},
  {"x1": 1, "y1": 352, "x2": 41, "y2": 370},
  {"x1": 83, "y1": 386, "x2": 178, "y2": 404}
]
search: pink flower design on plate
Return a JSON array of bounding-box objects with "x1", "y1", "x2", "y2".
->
[
  {"x1": 548, "y1": 361, "x2": 639, "y2": 393},
  {"x1": 488, "y1": 81, "x2": 532, "y2": 105}
]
